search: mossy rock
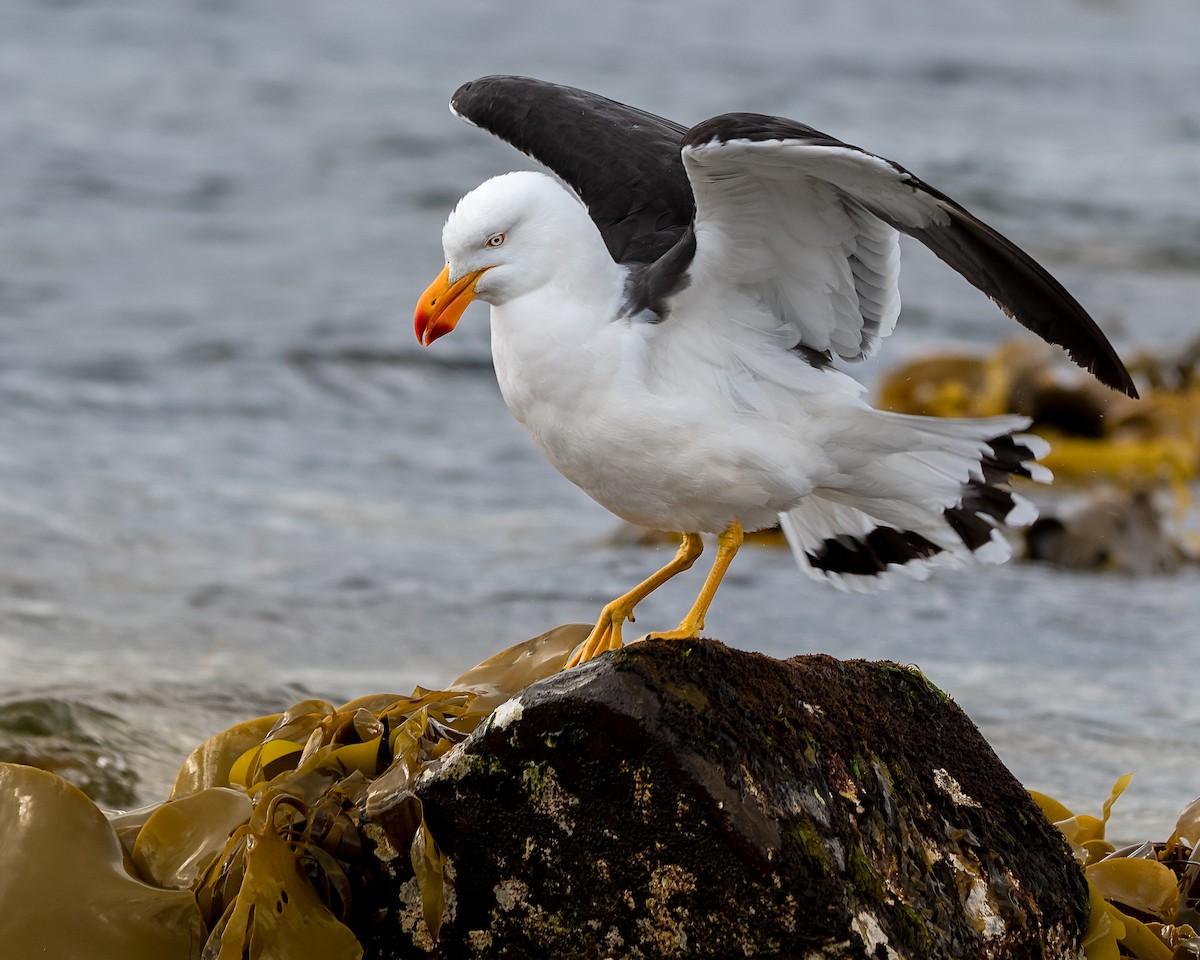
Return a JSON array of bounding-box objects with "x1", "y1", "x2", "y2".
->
[{"x1": 360, "y1": 639, "x2": 1086, "y2": 959}]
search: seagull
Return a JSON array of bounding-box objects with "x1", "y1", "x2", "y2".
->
[{"x1": 413, "y1": 76, "x2": 1136, "y2": 668}]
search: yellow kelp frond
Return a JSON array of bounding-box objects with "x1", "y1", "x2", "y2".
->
[
  {"x1": 1082, "y1": 877, "x2": 1126, "y2": 960},
  {"x1": 201, "y1": 794, "x2": 363, "y2": 960},
  {"x1": 171, "y1": 713, "x2": 281, "y2": 799},
  {"x1": 0, "y1": 763, "x2": 204, "y2": 959},
  {"x1": 132, "y1": 787, "x2": 253, "y2": 890},
  {"x1": 1042, "y1": 436, "x2": 1195, "y2": 492},
  {"x1": 1088, "y1": 858, "x2": 1180, "y2": 923},
  {"x1": 0, "y1": 625, "x2": 587, "y2": 959},
  {"x1": 1034, "y1": 777, "x2": 1200, "y2": 959},
  {"x1": 1033, "y1": 773, "x2": 1133, "y2": 863}
]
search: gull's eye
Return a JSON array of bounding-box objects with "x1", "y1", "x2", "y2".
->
[{"x1": 485, "y1": 232, "x2": 506, "y2": 248}]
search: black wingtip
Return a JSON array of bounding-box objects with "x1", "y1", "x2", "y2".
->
[
  {"x1": 1086, "y1": 356, "x2": 1139, "y2": 398},
  {"x1": 909, "y1": 199, "x2": 1140, "y2": 399},
  {"x1": 450, "y1": 75, "x2": 511, "y2": 117}
]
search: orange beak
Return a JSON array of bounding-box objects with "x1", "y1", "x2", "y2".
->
[{"x1": 414, "y1": 264, "x2": 488, "y2": 346}]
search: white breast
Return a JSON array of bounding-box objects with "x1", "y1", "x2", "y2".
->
[{"x1": 488, "y1": 288, "x2": 836, "y2": 534}]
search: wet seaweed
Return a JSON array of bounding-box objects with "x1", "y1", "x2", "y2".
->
[
  {"x1": 0, "y1": 624, "x2": 586, "y2": 959},
  {"x1": 1033, "y1": 776, "x2": 1200, "y2": 959},
  {"x1": 180, "y1": 624, "x2": 586, "y2": 956}
]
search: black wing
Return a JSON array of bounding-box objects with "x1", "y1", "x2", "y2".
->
[{"x1": 451, "y1": 76, "x2": 694, "y2": 266}]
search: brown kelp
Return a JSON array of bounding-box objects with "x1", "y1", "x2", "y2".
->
[
  {"x1": 0, "y1": 624, "x2": 587, "y2": 959},
  {"x1": 1033, "y1": 776, "x2": 1200, "y2": 959}
]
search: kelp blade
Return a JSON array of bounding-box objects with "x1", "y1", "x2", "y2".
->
[{"x1": 0, "y1": 762, "x2": 204, "y2": 959}]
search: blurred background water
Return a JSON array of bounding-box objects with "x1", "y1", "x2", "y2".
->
[{"x1": 1, "y1": 0, "x2": 1198, "y2": 838}]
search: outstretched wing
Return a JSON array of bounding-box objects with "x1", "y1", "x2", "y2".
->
[
  {"x1": 450, "y1": 75, "x2": 693, "y2": 266},
  {"x1": 681, "y1": 113, "x2": 1136, "y2": 396},
  {"x1": 449, "y1": 79, "x2": 1135, "y2": 396}
]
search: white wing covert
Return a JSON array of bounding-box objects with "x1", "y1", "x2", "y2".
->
[
  {"x1": 678, "y1": 112, "x2": 1135, "y2": 398},
  {"x1": 681, "y1": 133, "x2": 945, "y2": 362}
]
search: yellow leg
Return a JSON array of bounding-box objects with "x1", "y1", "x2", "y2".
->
[
  {"x1": 566, "y1": 533, "x2": 704, "y2": 668},
  {"x1": 647, "y1": 519, "x2": 744, "y2": 642}
]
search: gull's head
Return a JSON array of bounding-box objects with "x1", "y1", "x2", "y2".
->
[{"x1": 414, "y1": 171, "x2": 585, "y2": 346}]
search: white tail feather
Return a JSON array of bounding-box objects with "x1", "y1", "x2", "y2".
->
[{"x1": 779, "y1": 410, "x2": 1049, "y2": 589}]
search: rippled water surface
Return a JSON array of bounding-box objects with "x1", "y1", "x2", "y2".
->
[{"x1": 1, "y1": 0, "x2": 1199, "y2": 839}]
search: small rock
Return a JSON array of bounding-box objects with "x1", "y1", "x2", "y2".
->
[{"x1": 1024, "y1": 487, "x2": 1189, "y2": 574}]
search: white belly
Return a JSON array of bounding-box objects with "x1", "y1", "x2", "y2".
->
[{"x1": 490, "y1": 304, "x2": 825, "y2": 534}]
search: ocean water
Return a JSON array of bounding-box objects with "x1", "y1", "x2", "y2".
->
[{"x1": 1, "y1": 0, "x2": 1198, "y2": 841}]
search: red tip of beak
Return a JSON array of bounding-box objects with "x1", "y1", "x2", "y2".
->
[{"x1": 414, "y1": 264, "x2": 484, "y2": 346}]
